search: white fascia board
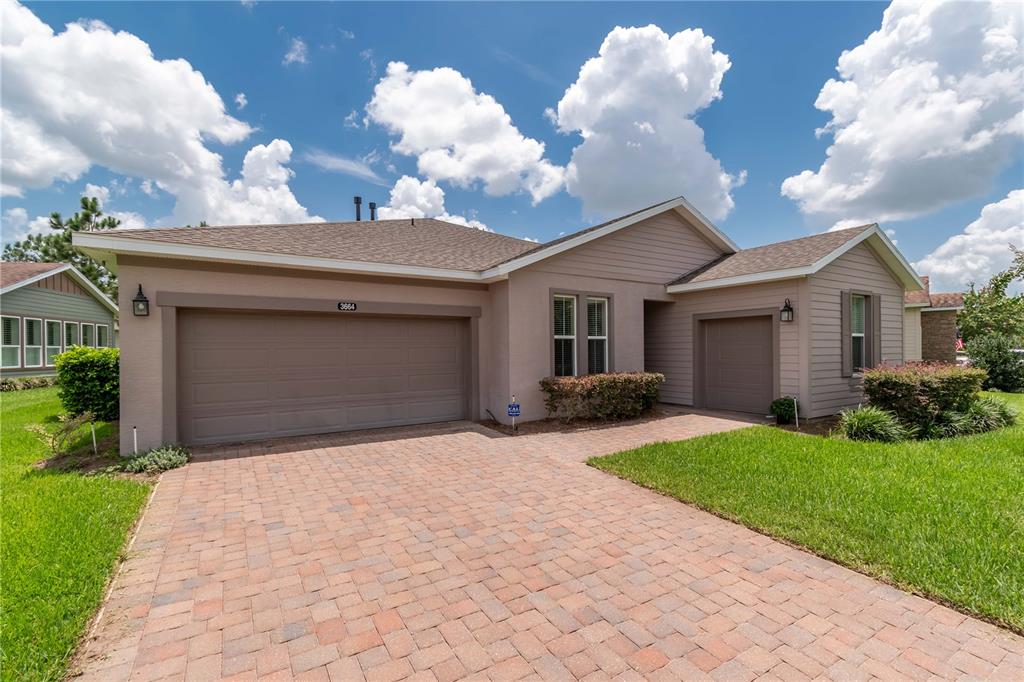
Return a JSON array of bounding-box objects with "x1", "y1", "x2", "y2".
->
[
  {"x1": 666, "y1": 266, "x2": 811, "y2": 293},
  {"x1": 73, "y1": 232, "x2": 493, "y2": 283},
  {"x1": 481, "y1": 196, "x2": 738, "y2": 279},
  {"x1": 0, "y1": 263, "x2": 70, "y2": 295},
  {"x1": 904, "y1": 302, "x2": 930, "y2": 308},
  {"x1": 62, "y1": 266, "x2": 119, "y2": 314},
  {"x1": 922, "y1": 306, "x2": 963, "y2": 312}
]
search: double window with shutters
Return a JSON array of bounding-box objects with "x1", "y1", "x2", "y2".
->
[{"x1": 552, "y1": 293, "x2": 610, "y2": 377}]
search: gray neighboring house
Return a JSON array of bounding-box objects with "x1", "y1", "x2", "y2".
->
[
  {"x1": 1, "y1": 262, "x2": 118, "y2": 377},
  {"x1": 74, "y1": 196, "x2": 924, "y2": 450}
]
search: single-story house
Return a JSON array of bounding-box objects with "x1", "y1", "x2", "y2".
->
[
  {"x1": 903, "y1": 276, "x2": 965, "y2": 363},
  {"x1": 74, "y1": 196, "x2": 923, "y2": 450},
  {"x1": 1, "y1": 262, "x2": 118, "y2": 377}
]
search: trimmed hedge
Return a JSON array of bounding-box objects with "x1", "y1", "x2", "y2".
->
[
  {"x1": 0, "y1": 376, "x2": 57, "y2": 392},
  {"x1": 862, "y1": 362, "x2": 985, "y2": 427},
  {"x1": 539, "y1": 372, "x2": 664, "y2": 422},
  {"x1": 55, "y1": 346, "x2": 119, "y2": 421}
]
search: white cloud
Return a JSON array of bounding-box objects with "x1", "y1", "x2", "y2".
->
[
  {"x1": 301, "y1": 149, "x2": 387, "y2": 185},
  {"x1": 1, "y1": 207, "x2": 50, "y2": 244},
  {"x1": 283, "y1": 37, "x2": 308, "y2": 65},
  {"x1": 339, "y1": 29, "x2": 355, "y2": 40},
  {"x1": 915, "y1": 189, "x2": 1024, "y2": 293},
  {"x1": 234, "y1": 92, "x2": 247, "y2": 110},
  {"x1": 140, "y1": 179, "x2": 156, "y2": 196},
  {"x1": 0, "y1": 2, "x2": 319, "y2": 226},
  {"x1": 782, "y1": 1, "x2": 1024, "y2": 224},
  {"x1": 108, "y1": 210, "x2": 148, "y2": 230},
  {"x1": 366, "y1": 61, "x2": 564, "y2": 204},
  {"x1": 549, "y1": 25, "x2": 742, "y2": 220},
  {"x1": 83, "y1": 183, "x2": 110, "y2": 205},
  {"x1": 377, "y1": 175, "x2": 488, "y2": 230},
  {"x1": 343, "y1": 109, "x2": 362, "y2": 129}
]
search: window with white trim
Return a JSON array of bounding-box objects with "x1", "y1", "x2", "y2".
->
[
  {"x1": 23, "y1": 318, "x2": 42, "y2": 367},
  {"x1": 96, "y1": 324, "x2": 109, "y2": 348},
  {"x1": 81, "y1": 323, "x2": 95, "y2": 347},
  {"x1": 64, "y1": 321, "x2": 79, "y2": 348},
  {"x1": 2, "y1": 316, "x2": 20, "y2": 368},
  {"x1": 851, "y1": 294, "x2": 866, "y2": 371},
  {"x1": 587, "y1": 297, "x2": 608, "y2": 374},
  {"x1": 553, "y1": 295, "x2": 576, "y2": 377},
  {"x1": 45, "y1": 320, "x2": 61, "y2": 366}
]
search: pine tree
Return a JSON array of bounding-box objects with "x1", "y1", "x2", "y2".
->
[{"x1": 3, "y1": 196, "x2": 120, "y2": 298}]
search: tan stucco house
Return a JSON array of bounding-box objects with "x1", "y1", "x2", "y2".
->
[
  {"x1": 903, "y1": 275, "x2": 965, "y2": 363},
  {"x1": 74, "y1": 196, "x2": 923, "y2": 450}
]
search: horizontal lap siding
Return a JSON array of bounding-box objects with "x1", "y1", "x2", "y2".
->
[
  {"x1": 530, "y1": 212, "x2": 723, "y2": 283},
  {"x1": 1, "y1": 286, "x2": 114, "y2": 324},
  {"x1": 904, "y1": 308, "x2": 922, "y2": 361},
  {"x1": 648, "y1": 281, "x2": 801, "y2": 406},
  {"x1": 808, "y1": 243, "x2": 904, "y2": 417}
]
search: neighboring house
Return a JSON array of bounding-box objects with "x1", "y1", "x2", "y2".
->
[
  {"x1": 1, "y1": 262, "x2": 118, "y2": 377},
  {"x1": 903, "y1": 275, "x2": 965, "y2": 363},
  {"x1": 74, "y1": 196, "x2": 923, "y2": 450}
]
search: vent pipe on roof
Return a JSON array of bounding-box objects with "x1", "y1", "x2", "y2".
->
[
  {"x1": 368, "y1": 202, "x2": 377, "y2": 221},
  {"x1": 353, "y1": 196, "x2": 362, "y2": 221}
]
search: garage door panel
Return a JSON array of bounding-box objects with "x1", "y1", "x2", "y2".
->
[
  {"x1": 703, "y1": 316, "x2": 773, "y2": 414},
  {"x1": 178, "y1": 310, "x2": 469, "y2": 445}
]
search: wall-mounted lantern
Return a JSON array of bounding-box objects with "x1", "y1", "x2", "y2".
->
[
  {"x1": 780, "y1": 299, "x2": 794, "y2": 322},
  {"x1": 132, "y1": 285, "x2": 150, "y2": 317}
]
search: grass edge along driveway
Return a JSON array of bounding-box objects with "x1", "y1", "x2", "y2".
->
[
  {"x1": 589, "y1": 392, "x2": 1024, "y2": 634},
  {"x1": 1, "y1": 387, "x2": 152, "y2": 681}
]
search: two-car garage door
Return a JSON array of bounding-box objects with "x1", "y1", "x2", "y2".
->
[{"x1": 177, "y1": 310, "x2": 469, "y2": 445}]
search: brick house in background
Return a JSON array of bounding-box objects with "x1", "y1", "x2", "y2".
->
[{"x1": 904, "y1": 276, "x2": 965, "y2": 363}]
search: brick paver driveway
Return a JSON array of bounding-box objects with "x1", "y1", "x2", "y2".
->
[{"x1": 77, "y1": 413, "x2": 1023, "y2": 681}]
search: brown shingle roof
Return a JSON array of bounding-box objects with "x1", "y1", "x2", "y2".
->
[
  {"x1": 927, "y1": 292, "x2": 964, "y2": 309},
  {"x1": 105, "y1": 219, "x2": 538, "y2": 272},
  {"x1": 1, "y1": 261, "x2": 64, "y2": 289},
  {"x1": 670, "y1": 224, "x2": 875, "y2": 286},
  {"x1": 905, "y1": 275, "x2": 931, "y2": 305}
]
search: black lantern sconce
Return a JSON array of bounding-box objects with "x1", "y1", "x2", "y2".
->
[
  {"x1": 132, "y1": 285, "x2": 150, "y2": 317},
  {"x1": 780, "y1": 298, "x2": 794, "y2": 323}
]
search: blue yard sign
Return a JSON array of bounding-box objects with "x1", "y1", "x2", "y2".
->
[{"x1": 507, "y1": 402, "x2": 521, "y2": 418}]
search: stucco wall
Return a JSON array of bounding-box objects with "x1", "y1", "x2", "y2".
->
[
  {"x1": 921, "y1": 310, "x2": 958, "y2": 362},
  {"x1": 807, "y1": 242, "x2": 904, "y2": 417},
  {"x1": 116, "y1": 257, "x2": 495, "y2": 451},
  {"x1": 904, "y1": 307, "x2": 923, "y2": 361}
]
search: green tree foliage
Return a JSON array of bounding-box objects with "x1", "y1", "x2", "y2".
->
[
  {"x1": 957, "y1": 246, "x2": 1024, "y2": 341},
  {"x1": 2, "y1": 196, "x2": 120, "y2": 299}
]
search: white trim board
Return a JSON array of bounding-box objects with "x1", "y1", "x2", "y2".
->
[
  {"x1": 667, "y1": 225, "x2": 925, "y2": 294},
  {"x1": 0, "y1": 262, "x2": 118, "y2": 314}
]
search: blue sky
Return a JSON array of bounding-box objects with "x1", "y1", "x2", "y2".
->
[{"x1": 3, "y1": 1, "x2": 1022, "y2": 291}]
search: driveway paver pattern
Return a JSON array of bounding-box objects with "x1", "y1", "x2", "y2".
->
[{"x1": 75, "y1": 413, "x2": 1024, "y2": 681}]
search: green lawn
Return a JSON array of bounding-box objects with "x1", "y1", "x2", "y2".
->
[
  {"x1": 590, "y1": 392, "x2": 1024, "y2": 633},
  {"x1": 1, "y1": 388, "x2": 151, "y2": 681}
]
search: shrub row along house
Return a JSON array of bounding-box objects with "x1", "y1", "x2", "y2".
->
[
  {"x1": 0, "y1": 262, "x2": 118, "y2": 377},
  {"x1": 74, "y1": 196, "x2": 924, "y2": 451}
]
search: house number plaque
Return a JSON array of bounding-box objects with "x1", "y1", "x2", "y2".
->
[{"x1": 337, "y1": 301, "x2": 358, "y2": 311}]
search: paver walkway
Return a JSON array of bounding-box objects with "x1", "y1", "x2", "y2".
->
[{"x1": 75, "y1": 413, "x2": 1023, "y2": 681}]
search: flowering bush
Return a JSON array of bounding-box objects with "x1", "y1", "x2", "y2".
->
[{"x1": 539, "y1": 372, "x2": 664, "y2": 422}]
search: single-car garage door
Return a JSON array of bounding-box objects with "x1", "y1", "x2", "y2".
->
[
  {"x1": 178, "y1": 310, "x2": 469, "y2": 445},
  {"x1": 702, "y1": 316, "x2": 773, "y2": 414}
]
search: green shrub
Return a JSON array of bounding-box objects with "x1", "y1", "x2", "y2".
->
[
  {"x1": 967, "y1": 396, "x2": 1017, "y2": 431},
  {"x1": 0, "y1": 376, "x2": 57, "y2": 391},
  {"x1": 55, "y1": 346, "x2": 119, "y2": 421},
  {"x1": 769, "y1": 397, "x2": 798, "y2": 424},
  {"x1": 837, "y1": 406, "x2": 911, "y2": 442},
  {"x1": 539, "y1": 372, "x2": 665, "y2": 422},
  {"x1": 965, "y1": 334, "x2": 1024, "y2": 392},
  {"x1": 121, "y1": 445, "x2": 189, "y2": 474},
  {"x1": 862, "y1": 363, "x2": 986, "y2": 429}
]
